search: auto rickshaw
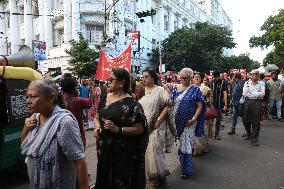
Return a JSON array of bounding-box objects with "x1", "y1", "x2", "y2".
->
[{"x1": 0, "y1": 46, "x2": 43, "y2": 170}]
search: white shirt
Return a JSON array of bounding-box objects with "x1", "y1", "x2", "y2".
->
[{"x1": 242, "y1": 80, "x2": 265, "y2": 100}]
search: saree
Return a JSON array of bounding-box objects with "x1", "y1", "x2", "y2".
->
[
  {"x1": 95, "y1": 97, "x2": 148, "y2": 189},
  {"x1": 171, "y1": 85, "x2": 206, "y2": 175},
  {"x1": 139, "y1": 86, "x2": 170, "y2": 182}
]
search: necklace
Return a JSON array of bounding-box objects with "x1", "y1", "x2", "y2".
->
[{"x1": 145, "y1": 85, "x2": 155, "y2": 94}]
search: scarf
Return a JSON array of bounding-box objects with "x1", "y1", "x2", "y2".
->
[
  {"x1": 174, "y1": 85, "x2": 206, "y2": 137},
  {"x1": 21, "y1": 106, "x2": 77, "y2": 188}
]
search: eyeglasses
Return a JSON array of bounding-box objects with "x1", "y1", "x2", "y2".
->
[
  {"x1": 108, "y1": 78, "x2": 119, "y2": 83},
  {"x1": 252, "y1": 73, "x2": 259, "y2": 75},
  {"x1": 143, "y1": 75, "x2": 151, "y2": 79}
]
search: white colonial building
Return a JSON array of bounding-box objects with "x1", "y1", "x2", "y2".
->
[{"x1": 0, "y1": 0, "x2": 232, "y2": 74}]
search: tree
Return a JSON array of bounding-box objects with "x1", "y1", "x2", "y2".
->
[
  {"x1": 249, "y1": 9, "x2": 284, "y2": 69},
  {"x1": 65, "y1": 33, "x2": 100, "y2": 78},
  {"x1": 151, "y1": 22, "x2": 236, "y2": 74},
  {"x1": 219, "y1": 54, "x2": 259, "y2": 73}
]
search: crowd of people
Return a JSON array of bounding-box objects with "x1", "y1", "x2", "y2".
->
[{"x1": 20, "y1": 67, "x2": 284, "y2": 189}]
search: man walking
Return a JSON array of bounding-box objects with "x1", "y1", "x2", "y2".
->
[
  {"x1": 267, "y1": 70, "x2": 284, "y2": 122},
  {"x1": 228, "y1": 72, "x2": 244, "y2": 135},
  {"x1": 209, "y1": 71, "x2": 228, "y2": 140},
  {"x1": 242, "y1": 70, "x2": 265, "y2": 146}
]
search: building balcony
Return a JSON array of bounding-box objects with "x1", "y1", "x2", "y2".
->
[{"x1": 80, "y1": 1, "x2": 106, "y2": 15}]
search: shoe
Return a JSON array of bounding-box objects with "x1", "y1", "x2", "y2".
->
[
  {"x1": 221, "y1": 125, "x2": 225, "y2": 130},
  {"x1": 244, "y1": 136, "x2": 252, "y2": 140},
  {"x1": 228, "y1": 128, "x2": 235, "y2": 135},
  {"x1": 242, "y1": 133, "x2": 247, "y2": 138},
  {"x1": 278, "y1": 118, "x2": 284, "y2": 122},
  {"x1": 251, "y1": 141, "x2": 259, "y2": 146},
  {"x1": 214, "y1": 135, "x2": 221, "y2": 140},
  {"x1": 272, "y1": 116, "x2": 277, "y2": 119}
]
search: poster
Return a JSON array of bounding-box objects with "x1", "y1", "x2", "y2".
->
[
  {"x1": 127, "y1": 31, "x2": 140, "y2": 52},
  {"x1": 33, "y1": 40, "x2": 46, "y2": 60}
]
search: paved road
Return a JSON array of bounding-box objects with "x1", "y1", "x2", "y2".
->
[
  {"x1": 1, "y1": 116, "x2": 284, "y2": 189},
  {"x1": 155, "y1": 117, "x2": 284, "y2": 189}
]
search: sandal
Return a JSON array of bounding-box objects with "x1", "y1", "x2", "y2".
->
[
  {"x1": 149, "y1": 180, "x2": 161, "y2": 187},
  {"x1": 180, "y1": 174, "x2": 190, "y2": 179}
]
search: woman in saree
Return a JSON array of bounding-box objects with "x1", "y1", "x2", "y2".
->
[
  {"x1": 171, "y1": 68, "x2": 206, "y2": 179},
  {"x1": 139, "y1": 68, "x2": 171, "y2": 187},
  {"x1": 192, "y1": 73, "x2": 209, "y2": 155},
  {"x1": 21, "y1": 80, "x2": 88, "y2": 189},
  {"x1": 94, "y1": 68, "x2": 148, "y2": 189}
]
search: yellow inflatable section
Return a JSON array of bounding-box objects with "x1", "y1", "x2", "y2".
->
[{"x1": 0, "y1": 66, "x2": 43, "y2": 81}]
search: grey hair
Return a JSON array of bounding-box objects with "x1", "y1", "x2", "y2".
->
[
  {"x1": 180, "y1": 68, "x2": 194, "y2": 78},
  {"x1": 30, "y1": 80, "x2": 59, "y2": 104}
]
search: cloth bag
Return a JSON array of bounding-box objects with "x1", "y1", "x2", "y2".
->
[{"x1": 205, "y1": 105, "x2": 217, "y2": 120}]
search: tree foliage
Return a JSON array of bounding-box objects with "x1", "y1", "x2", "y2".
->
[
  {"x1": 219, "y1": 54, "x2": 259, "y2": 73},
  {"x1": 249, "y1": 9, "x2": 284, "y2": 69},
  {"x1": 65, "y1": 33, "x2": 99, "y2": 78},
  {"x1": 151, "y1": 22, "x2": 236, "y2": 74}
]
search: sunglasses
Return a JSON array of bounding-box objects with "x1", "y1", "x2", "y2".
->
[{"x1": 252, "y1": 73, "x2": 259, "y2": 75}]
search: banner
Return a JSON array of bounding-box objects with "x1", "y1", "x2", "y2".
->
[
  {"x1": 33, "y1": 40, "x2": 46, "y2": 60},
  {"x1": 96, "y1": 45, "x2": 131, "y2": 80},
  {"x1": 127, "y1": 31, "x2": 140, "y2": 52}
]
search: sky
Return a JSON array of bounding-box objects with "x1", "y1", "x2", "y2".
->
[{"x1": 218, "y1": 0, "x2": 284, "y2": 64}]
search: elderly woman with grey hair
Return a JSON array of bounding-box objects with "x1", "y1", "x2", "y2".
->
[
  {"x1": 21, "y1": 80, "x2": 89, "y2": 189},
  {"x1": 170, "y1": 68, "x2": 206, "y2": 179}
]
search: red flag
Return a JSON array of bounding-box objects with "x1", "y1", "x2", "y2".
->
[{"x1": 96, "y1": 45, "x2": 131, "y2": 80}]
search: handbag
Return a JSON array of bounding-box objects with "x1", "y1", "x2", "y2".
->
[{"x1": 205, "y1": 105, "x2": 218, "y2": 120}]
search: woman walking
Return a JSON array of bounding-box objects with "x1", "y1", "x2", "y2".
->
[
  {"x1": 21, "y1": 80, "x2": 88, "y2": 189},
  {"x1": 139, "y1": 69, "x2": 171, "y2": 187},
  {"x1": 171, "y1": 68, "x2": 205, "y2": 179},
  {"x1": 94, "y1": 68, "x2": 148, "y2": 189}
]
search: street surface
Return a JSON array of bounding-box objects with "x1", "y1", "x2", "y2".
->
[{"x1": 1, "y1": 116, "x2": 283, "y2": 189}]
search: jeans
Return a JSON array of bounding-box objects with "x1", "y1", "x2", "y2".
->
[
  {"x1": 215, "y1": 107, "x2": 222, "y2": 136},
  {"x1": 231, "y1": 106, "x2": 239, "y2": 129},
  {"x1": 269, "y1": 99, "x2": 283, "y2": 118}
]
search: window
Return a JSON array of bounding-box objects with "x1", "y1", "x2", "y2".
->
[
  {"x1": 86, "y1": 25, "x2": 104, "y2": 44},
  {"x1": 164, "y1": 14, "x2": 169, "y2": 31}
]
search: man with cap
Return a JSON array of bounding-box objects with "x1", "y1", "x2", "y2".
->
[{"x1": 267, "y1": 70, "x2": 284, "y2": 121}]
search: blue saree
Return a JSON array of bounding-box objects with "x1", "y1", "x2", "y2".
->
[{"x1": 172, "y1": 85, "x2": 206, "y2": 176}]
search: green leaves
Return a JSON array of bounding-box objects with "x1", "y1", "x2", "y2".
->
[
  {"x1": 151, "y1": 22, "x2": 236, "y2": 74},
  {"x1": 249, "y1": 9, "x2": 284, "y2": 69},
  {"x1": 65, "y1": 33, "x2": 99, "y2": 78}
]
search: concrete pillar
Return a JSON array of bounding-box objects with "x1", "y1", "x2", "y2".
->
[
  {"x1": 117, "y1": 0, "x2": 125, "y2": 50},
  {"x1": 72, "y1": 0, "x2": 80, "y2": 40},
  {"x1": 168, "y1": 10, "x2": 175, "y2": 34},
  {"x1": 63, "y1": 0, "x2": 72, "y2": 43},
  {"x1": 158, "y1": 6, "x2": 164, "y2": 34},
  {"x1": 38, "y1": 0, "x2": 45, "y2": 41},
  {"x1": 44, "y1": 0, "x2": 53, "y2": 48},
  {"x1": 178, "y1": 16, "x2": 183, "y2": 29},
  {"x1": 0, "y1": 4, "x2": 7, "y2": 55},
  {"x1": 24, "y1": 0, "x2": 33, "y2": 48},
  {"x1": 9, "y1": 0, "x2": 20, "y2": 53}
]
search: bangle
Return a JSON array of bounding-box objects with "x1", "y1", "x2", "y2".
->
[
  {"x1": 157, "y1": 117, "x2": 162, "y2": 122},
  {"x1": 192, "y1": 117, "x2": 196, "y2": 121}
]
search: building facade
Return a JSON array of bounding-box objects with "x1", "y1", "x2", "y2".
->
[{"x1": 0, "y1": 0, "x2": 232, "y2": 74}]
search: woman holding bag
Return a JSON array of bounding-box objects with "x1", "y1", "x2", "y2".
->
[
  {"x1": 170, "y1": 68, "x2": 206, "y2": 179},
  {"x1": 139, "y1": 68, "x2": 171, "y2": 187}
]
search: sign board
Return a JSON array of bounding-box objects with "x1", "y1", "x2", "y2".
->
[{"x1": 6, "y1": 80, "x2": 29, "y2": 123}]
